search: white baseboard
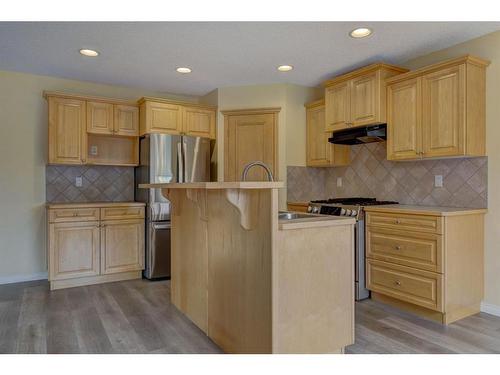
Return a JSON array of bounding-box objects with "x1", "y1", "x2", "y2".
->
[
  {"x1": 480, "y1": 302, "x2": 500, "y2": 317},
  {"x1": 0, "y1": 272, "x2": 48, "y2": 285}
]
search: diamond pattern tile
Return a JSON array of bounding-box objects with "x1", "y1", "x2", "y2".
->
[
  {"x1": 46, "y1": 165, "x2": 135, "y2": 203},
  {"x1": 288, "y1": 143, "x2": 487, "y2": 208}
]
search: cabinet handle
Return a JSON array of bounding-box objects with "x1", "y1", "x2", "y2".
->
[{"x1": 394, "y1": 280, "x2": 402, "y2": 286}]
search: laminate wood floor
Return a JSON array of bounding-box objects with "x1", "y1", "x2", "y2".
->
[{"x1": 1, "y1": 279, "x2": 500, "y2": 354}]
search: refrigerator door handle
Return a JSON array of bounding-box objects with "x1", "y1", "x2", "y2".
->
[
  {"x1": 177, "y1": 141, "x2": 184, "y2": 183},
  {"x1": 183, "y1": 140, "x2": 189, "y2": 182}
]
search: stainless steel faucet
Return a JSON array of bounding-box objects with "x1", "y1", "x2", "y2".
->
[{"x1": 241, "y1": 161, "x2": 274, "y2": 182}]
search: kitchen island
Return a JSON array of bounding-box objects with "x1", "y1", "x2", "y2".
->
[{"x1": 139, "y1": 182, "x2": 356, "y2": 353}]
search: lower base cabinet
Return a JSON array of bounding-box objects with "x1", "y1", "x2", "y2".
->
[
  {"x1": 47, "y1": 203, "x2": 145, "y2": 290},
  {"x1": 365, "y1": 207, "x2": 485, "y2": 324}
]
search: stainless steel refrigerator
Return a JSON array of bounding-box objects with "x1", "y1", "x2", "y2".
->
[{"x1": 135, "y1": 133, "x2": 212, "y2": 279}]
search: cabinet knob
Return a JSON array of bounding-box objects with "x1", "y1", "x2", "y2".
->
[{"x1": 394, "y1": 280, "x2": 402, "y2": 286}]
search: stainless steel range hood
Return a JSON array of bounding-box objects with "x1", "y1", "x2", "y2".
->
[{"x1": 328, "y1": 124, "x2": 387, "y2": 145}]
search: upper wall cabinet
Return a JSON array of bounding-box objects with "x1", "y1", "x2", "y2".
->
[
  {"x1": 305, "y1": 99, "x2": 350, "y2": 167},
  {"x1": 48, "y1": 96, "x2": 87, "y2": 165},
  {"x1": 139, "y1": 97, "x2": 217, "y2": 139},
  {"x1": 87, "y1": 102, "x2": 139, "y2": 136},
  {"x1": 386, "y1": 55, "x2": 489, "y2": 161},
  {"x1": 45, "y1": 92, "x2": 140, "y2": 166},
  {"x1": 324, "y1": 63, "x2": 408, "y2": 132}
]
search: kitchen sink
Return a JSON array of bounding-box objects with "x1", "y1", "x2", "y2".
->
[{"x1": 278, "y1": 211, "x2": 315, "y2": 220}]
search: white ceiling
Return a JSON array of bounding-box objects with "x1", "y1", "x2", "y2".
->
[{"x1": 1, "y1": 22, "x2": 499, "y2": 96}]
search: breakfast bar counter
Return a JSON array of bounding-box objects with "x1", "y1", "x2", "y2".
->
[{"x1": 140, "y1": 182, "x2": 355, "y2": 353}]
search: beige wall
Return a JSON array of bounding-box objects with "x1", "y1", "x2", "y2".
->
[
  {"x1": 402, "y1": 31, "x2": 500, "y2": 307},
  {"x1": 0, "y1": 69, "x2": 196, "y2": 282},
  {"x1": 211, "y1": 83, "x2": 322, "y2": 208}
]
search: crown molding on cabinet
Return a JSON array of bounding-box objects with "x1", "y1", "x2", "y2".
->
[
  {"x1": 220, "y1": 107, "x2": 281, "y2": 116},
  {"x1": 323, "y1": 62, "x2": 409, "y2": 87},
  {"x1": 385, "y1": 55, "x2": 491, "y2": 85}
]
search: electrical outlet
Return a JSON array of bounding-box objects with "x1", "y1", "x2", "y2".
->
[
  {"x1": 90, "y1": 145, "x2": 98, "y2": 156},
  {"x1": 75, "y1": 176, "x2": 83, "y2": 187},
  {"x1": 337, "y1": 177, "x2": 343, "y2": 187},
  {"x1": 434, "y1": 175, "x2": 443, "y2": 188}
]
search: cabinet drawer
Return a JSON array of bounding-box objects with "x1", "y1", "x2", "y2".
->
[
  {"x1": 100, "y1": 206, "x2": 145, "y2": 220},
  {"x1": 366, "y1": 212, "x2": 442, "y2": 234},
  {"x1": 367, "y1": 259, "x2": 443, "y2": 312},
  {"x1": 366, "y1": 227, "x2": 443, "y2": 273},
  {"x1": 48, "y1": 208, "x2": 100, "y2": 223}
]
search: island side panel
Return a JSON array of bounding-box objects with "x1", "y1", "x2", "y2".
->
[
  {"x1": 273, "y1": 223, "x2": 355, "y2": 353},
  {"x1": 206, "y1": 189, "x2": 274, "y2": 353},
  {"x1": 167, "y1": 188, "x2": 209, "y2": 333}
]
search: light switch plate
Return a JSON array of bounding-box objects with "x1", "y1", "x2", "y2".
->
[
  {"x1": 90, "y1": 145, "x2": 98, "y2": 156},
  {"x1": 75, "y1": 176, "x2": 83, "y2": 187},
  {"x1": 337, "y1": 177, "x2": 343, "y2": 187},
  {"x1": 434, "y1": 175, "x2": 443, "y2": 188}
]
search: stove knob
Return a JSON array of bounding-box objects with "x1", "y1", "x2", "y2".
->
[
  {"x1": 351, "y1": 210, "x2": 358, "y2": 217},
  {"x1": 345, "y1": 209, "x2": 351, "y2": 216},
  {"x1": 340, "y1": 208, "x2": 346, "y2": 216},
  {"x1": 307, "y1": 206, "x2": 313, "y2": 213}
]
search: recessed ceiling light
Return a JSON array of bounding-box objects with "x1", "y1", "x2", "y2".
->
[
  {"x1": 349, "y1": 28, "x2": 373, "y2": 38},
  {"x1": 277, "y1": 65, "x2": 293, "y2": 72},
  {"x1": 79, "y1": 48, "x2": 99, "y2": 57},
  {"x1": 176, "y1": 67, "x2": 192, "y2": 74}
]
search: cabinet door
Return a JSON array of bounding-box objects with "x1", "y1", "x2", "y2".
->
[
  {"x1": 114, "y1": 105, "x2": 139, "y2": 136},
  {"x1": 421, "y1": 65, "x2": 465, "y2": 158},
  {"x1": 387, "y1": 78, "x2": 422, "y2": 160},
  {"x1": 144, "y1": 101, "x2": 182, "y2": 134},
  {"x1": 87, "y1": 101, "x2": 114, "y2": 135},
  {"x1": 100, "y1": 219, "x2": 145, "y2": 275},
  {"x1": 325, "y1": 82, "x2": 351, "y2": 132},
  {"x1": 183, "y1": 106, "x2": 216, "y2": 138},
  {"x1": 224, "y1": 112, "x2": 278, "y2": 181},
  {"x1": 351, "y1": 73, "x2": 378, "y2": 126},
  {"x1": 48, "y1": 97, "x2": 86, "y2": 164},
  {"x1": 306, "y1": 105, "x2": 349, "y2": 167},
  {"x1": 49, "y1": 222, "x2": 100, "y2": 280}
]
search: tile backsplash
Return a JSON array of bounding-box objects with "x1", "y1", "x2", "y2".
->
[
  {"x1": 46, "y1": 165, "x2": 135, "y2": 203},
  {"x1": 287, "y1": 142, "x2": 487, "y2": 208}
]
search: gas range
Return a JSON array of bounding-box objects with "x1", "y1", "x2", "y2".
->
[{"x1": 307, "y1": 197, "x2": 398, "y2": 220}]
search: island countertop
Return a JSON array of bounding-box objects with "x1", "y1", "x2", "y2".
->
[{"x1": 139, "y1": 181, "x2": 284, "y2": 189}]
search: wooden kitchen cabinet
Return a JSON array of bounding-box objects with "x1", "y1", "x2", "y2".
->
[
  {"x1": 49, "y1": 221, "x2": 100, "y2": 281},
  {"x1": 183, "y1": 106, "x2": 216, "y2": 139},
  {"x1": 306, "y1": 99, "x2": 350, "y2": 167},
  {"x1": 47, "y1": 96, "x2": 87, "y2": 164},
  {"x1": 87, "y1": 101, "x2": 114, "y2": 135},
  {"x1": 114, "y1": 104, "x2": 139, "y2": 136},
  {"x1": 100, "y1": 219, "x2": 144, "y2": 275},
  {"x1": 139, "y1": 97, "x2": 217, "y2": 139},
  {"x1": 47, "y1": 202, "x2": 145, "y2": 290},
  {"x1": 45, "y1": 92, "x2": 140, "y2": 166},
  {"x1": 386, "y1": 55, "x2": 489, "y2": 160},
  {"x1": 365, "y1": 205, "x2": 486, "y2": 324},
  {"x1": 324, "y1": 63, "x2": 408, "y2": 132}
]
